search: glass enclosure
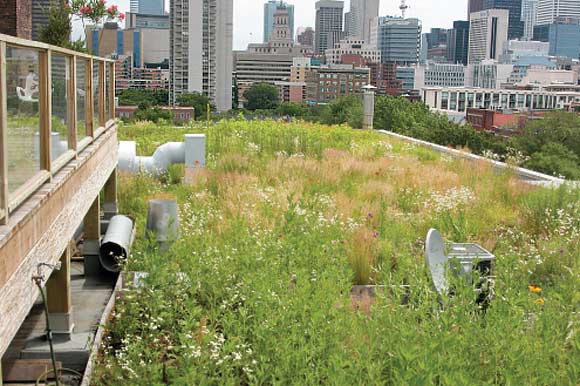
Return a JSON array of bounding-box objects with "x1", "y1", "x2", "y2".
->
[
  {"x1": 51, "y1": 53, "x2": 71, "y2": 161},
  {"x1": 5, "y1": 46, "x2": 41, "y2": 194},
  {"x1": 93, "y1": 61, "x2": 101, "y2": 131},
  {"x1": 76, "y1": 58, "x2": 88, "y2": 142}
]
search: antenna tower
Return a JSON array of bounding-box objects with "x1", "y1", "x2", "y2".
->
[{"x1": 399, "y1": 0, "x2": 409, "y2": 18}]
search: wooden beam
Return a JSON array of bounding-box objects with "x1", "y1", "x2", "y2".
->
[
  {"x1": 102, "y1": 168, "x2": 117, "y2": 218},
  {"x1": 84, "y1": 194, "x2": 100, "y2": 243},
  {"x1": 0, "y1": 33, "x2": 115, "y2": 62},
  {"x1": 39, "y1": 49, "x2": 52, "y2": 173},
  {"x1": 46, "y1": 241, "x2": 72, "y2": 313},
  {"x1": 68, "y1": 55, "x2": 77, "y2": 152},
  {"x1": 0, "y1": 41, "x2": 7, "y2": 225}
]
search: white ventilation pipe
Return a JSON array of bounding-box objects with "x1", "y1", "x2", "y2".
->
[{"x1": 118, "y1": 134, "x2": 205, "y2": 177}]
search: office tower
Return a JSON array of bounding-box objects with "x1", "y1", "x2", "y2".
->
[
  {"x1": 468, "y1": 0, "x2": 485, "y2": 18},
  {"x1": 31, "y1": 0, "x2": 50, "y2": 40},
  {"x1": 522, "y1": 0, "x2": 538, "y2": 40},
  {"x1": 297, "y1": 27, "x2": 315, "y2": 48},
  {"x1": 347, "y1": 0, "x2": 380, "y2": 43},
  {"x1": 534, "y1": 18, "x2": 580, "y2": 59},
  {"x1": 315, "y1": 0, "x2": 344, "y2": 54},
  {"x1": 0, "y1": 0, "x2": 32, "y2": 39},
  {"x1": 130, "y1": 0, "x2": 165, "y2": 15},
  {"x1": 483, "y1": 0, "x2": 525, "y2": 39},
  {"x1": 537, "y1": 0, "x2": 580, "y2": 25},
  {"x1": 425, "y1": 28, "x2": 448, "y2": 49},
  {"x1": 447, "y1": 20, "x2": 470, "y2": 65},
  {"x1": 468, "y1": 9, "x2": 509, "y2": 63},
  {"x1": 170, "y1": 0, "x2": 233, "y2": 111},
  {"x1": 371, "y1": 16, "x2": 422, "y2": 65},
  {"x1": 264, "y1": 1, "x2": 295, "y2": 42}
]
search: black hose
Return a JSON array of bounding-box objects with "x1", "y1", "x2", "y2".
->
[{"x1": 33, "y1": 276, "x2": 61, "y2": 386}]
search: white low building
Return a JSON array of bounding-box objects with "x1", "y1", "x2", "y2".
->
[{"x1": 325, "y1": 38, "x2": 381, "y2": 64}]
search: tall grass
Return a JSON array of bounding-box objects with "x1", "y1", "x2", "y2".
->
[{"x1": 95, "y1": 119, "x2": 580, "y2": 385}]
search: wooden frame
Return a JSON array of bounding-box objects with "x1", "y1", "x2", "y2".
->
[
  {"x1": 39, "y1": 49, "x2": 52, "y2": 173},
  {"x1": 0, "y1": 41, "x2": 7, "y2": 225},
  {"x1": 0, "y1": 33, "x2": 114, "y2": 222}
]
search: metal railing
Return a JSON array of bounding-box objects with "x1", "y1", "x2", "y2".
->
[{"x1": 0, "y1": 33, "x2": 115, "y2": 225}]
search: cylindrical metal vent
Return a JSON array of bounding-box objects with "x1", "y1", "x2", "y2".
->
[
  {"x1": 146, "y1": 199, "x2": 179, "y2": 250},
  {"x1": 99, "y1": 215, "x2": 134, "y2": 272}
]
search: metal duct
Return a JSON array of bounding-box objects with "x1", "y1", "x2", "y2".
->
[
  {"x1": 118, "y1": 135, "x2": 205, "y2": 177},
  {"x1": 146, "y1": 199, "x2": 179, "y2": 250},
  {"x1": 99, "y1": 215, "x2": 134, "y2": 272}
]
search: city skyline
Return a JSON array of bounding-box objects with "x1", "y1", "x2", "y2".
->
[{"x1": 72, "y1": 0, "x2": 468, "y2": 49}]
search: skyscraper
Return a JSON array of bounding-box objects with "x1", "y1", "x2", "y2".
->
[
  {"x1": 468, "y1": 0, "x2": 485, "y2": 18},
  {"x1": 537, "y1": 0, "x2": 580, "y2": 25},
  {"x1": 447, "y1": 20, "x2": 470, "y2": 65},
  {"x1": 315, "y1": 0, "x2": 344, "y2": 54},
  {"x1": 296, "y1": 27, "x2": 315, "y2": 48},
  {"x1": 370, "y1": 16, "x2": 422, "y2": 65},
  {"x1": 130, "y1": 0, "x2": 165, "y2": 15},
  {"x1": 522, "y1": 0, "x2": 538, "y2": 40},
  {"x1": 31, "y1": 0, "x2": 50, "y2": 40},
  {"x1": 347, "y1": 0, "x2": 380, "y2": 43},
  {"x1": 170, "y1": 0, "x2": 233, "y2": 111},
  {"x1": 263, "y1": 1, "x2": 295, "y2": 42},
  {"x1": 468, "y1": 9, "x2": 509, "y2": 63},
  {"x1": 482, "y1": 0, "x2": 524, "y2": 39}
]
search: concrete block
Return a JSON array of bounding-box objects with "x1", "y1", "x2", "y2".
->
[
  {"x1": 48, "y1": 309, "x2": 75, "y2": 336},
  {"x1": 185, "y1": 134, "x2": 206, "y2": 168},
  {"x1": 83, "y1": 254, "x2": 102, "y2": 277}
]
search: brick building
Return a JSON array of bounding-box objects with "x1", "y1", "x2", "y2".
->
[{"x1": 0, "y1": 0, "x2": 32, "y2": 39}]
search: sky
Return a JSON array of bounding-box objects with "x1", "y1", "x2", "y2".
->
[{"x1": 76, "y1": 0, "x2": 468, "y2": 49}]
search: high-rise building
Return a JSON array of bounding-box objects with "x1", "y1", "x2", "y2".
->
[
  {"x1": 533, "y1": 18, "x2": 580, "y2": 59},
  {"x1": 264, "y1": 1, "x2": 295, "y2": 42},
  {"x1": 296, "y1": 27, "x2": 315, "y2": 48},
  {"x1": 537, "y1": 0, "x2": 580, "y2": 25},
  {"x1": 522, "y1": 0, "x2": 538, "y2": 40},
  {"x1": 130, "y1": 0, "x2": 165, "y2": 15},
  {"x1": 483, "y1": 0, "x2": 525, "y2": 39},
  {"x1": 325, "y1": 38, "x2": 381, "y2": 64},
  {"x1": 170, "y1": 0, "x2": 233, "y2": 111},
  {"x1": 425, "y1": 28, "x2": 448, "y2": 49},
  {"x1": 347, "y1": 0, "x2": 380, "y2": 43},
  {"x1": 31, "y1": 0, "x2": 50, "y2": 40},
  {"x1": 0, "y1": 0, "x2": 32, "y2": 39},
  {"x1": 447, "y1": 20, "x2": 470, "y2": 65},
  {"x1": 468, "y1": 9, "x2": 509, "y2": 64},
  {"x1": 468, "y1": 0, "x2": 485, "y2": 18},
  {"x1": 370, "y1": 16, "x2": 422, "y2": 65},
  {"x1": 315, "y1": 0, "x2": 344, "y2": 54}
]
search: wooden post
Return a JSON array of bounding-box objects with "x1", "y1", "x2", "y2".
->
[
  {"x1": 0, "y1": 41, "x2": 8, "y2": 225},
  {"x1": 108, "y1": 62, "x2": 115, "y2": 122},
  {"x1": 86, "y1": 58, "x2": 93, "y2": 138},
  {"x1": 68, "y1": 55, "x2": 77, "y2": 152},
  {"x1": 39, "y1": 49, "x2": 52, "y2": 173},
  {"x1": 102, "y1": 169, "x2": 117, "y2": 219},
  {"x1": 98, "y1": 61, "x2": 105, "y2": 128},
  {"x1": 46, "y1": 241, "x2": 74, "y2": 334},
  {"x1": 83, "y1": 195, "x2": 101, "y2": 276}
]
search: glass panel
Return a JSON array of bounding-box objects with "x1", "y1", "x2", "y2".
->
[
  {"x1": 105, "y1": 63, "x2": 111, "y2": 121},
  {"x1": 93, "y1": 61, "x2": 101, "y2": 131},
  {"x1": 51, "y1": 54, "x2": 71, "y2": 161},
  {"x1": 5, "y1": 46, "x2": 41, "y2": 194},
  {"x1": 76, "y1": 58, "x2": 88, "y2": 142}
]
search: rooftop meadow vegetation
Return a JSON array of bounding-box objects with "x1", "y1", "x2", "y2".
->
[{"x1": 93, "y1": 119, "x2": 579, "y2": 385}]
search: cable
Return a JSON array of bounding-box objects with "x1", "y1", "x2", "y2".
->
[{"x1": 33, "y1": 275, "x2": 83, "y2": 386}]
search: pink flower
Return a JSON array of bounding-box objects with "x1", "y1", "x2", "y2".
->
[
  {"x1": 80, "y1": 6, "x2": 91, "y2": 14},
  {"x1": 118, "y1": 12, "x2": 125, "y2": 20},
  {"x1": 99, "y1": 0, "x2": 105, "y2": 3}
]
